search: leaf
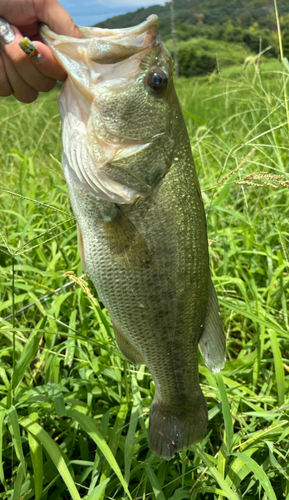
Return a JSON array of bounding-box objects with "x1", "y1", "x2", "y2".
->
[
  {"x1": 124, "y1": 374, "x2": 142, "y2": 483},
  {"x1": 218, "y1": 298, "x2": 288, "y2": 339},
  {"x1": 11, "y1": 462, "x2": 24, "y2": 500},
  {"x1": 266, "y1": 442, "x2": 289, "y2": 481},
  {"x1": 183, "y1": 109, "x2": 205, "y2": 124},
  {"x1": 66, "y1": 409, "x2": 132, "y2": 500},
  {"x1": 211, "y1": 172, "x2": 240, "y2": 208},
  {"x1": 28, "y1": 410, "x2": 43, "y2": 500},
  {"x1": 11, "y1": 318, "x2": 45, "y2": 390},
  {"x1": 86, "y1": 478, "x2": 110, "y2": 500},
  {"x1": 230, "y1": 453, "x2": 277, "y2": 500},
  {"x1": 146, "y1": 464, "x2": 166, "y2": 500},
  {"x1": 20, "y1": 417, "x2": 81, "y2": 500},
  {"x1": 216, "y1": 373, "x2": 234, "y2": 452},
  {"x1": 269, "y1": 329, "x2": 285, "y2": 406},
  {"x1": 0, "y1": 403, "x2": 6, "y2": 488},
  {"x1": 7, "y1": 406, "x2": 26, "y2": 472},
  {"x1": 225, "y1": 447, "x2": 258, "y2": 490},
  {"x1": 191, "y1": 445, "x2": 240, "y2": 500},
  {"x1": 282, "y1": 57, "x2": 289, "y2": 72},
  {"x1": 236, "y1": 421, "x2": 288, "y2": 452},
  {"x1": 209, "y1": 205, "x2": 251, "y2": 226},
  {"x1": 168, "y1": 487, "x2": 191, "y2": 500}
]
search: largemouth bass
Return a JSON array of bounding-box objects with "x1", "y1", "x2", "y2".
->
[{"x1": 41, "y1": 16, "x2": 226, "y2": 460}]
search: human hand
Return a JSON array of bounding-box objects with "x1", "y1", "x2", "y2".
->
[{"x1": 0, "y1": 0, "x2": 82, "y2": 103}]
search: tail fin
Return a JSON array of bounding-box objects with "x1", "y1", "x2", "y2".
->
[{"x1": 149, "y1": 393, "x2": 208, "y2": 460}]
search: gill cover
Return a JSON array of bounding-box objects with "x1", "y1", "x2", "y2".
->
[{"x1": 41, "y1": 16, "x2": 161, "y2": 204}]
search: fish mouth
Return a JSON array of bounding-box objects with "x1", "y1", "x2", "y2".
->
[
  {"x1": 79, "y1": 15, "x2": 159, "y2": 47},
  {"x1": 40, "y1": 15, "x2": 159, "y2": 64}
]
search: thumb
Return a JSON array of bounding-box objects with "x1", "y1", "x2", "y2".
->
[{"x1": 36, "y1": 0, "x2": 82, "y2": 38}]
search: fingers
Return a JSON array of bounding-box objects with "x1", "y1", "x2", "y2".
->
[
  {"x1": 0, "y1": 2, "x2": 83, "y2": 103},
  {"x1": 18, "y1": 36, "x2": 67, "y2": 81},
  {"x1": 0, "y1": 52, "x2": 13, "y2": 96},
  {"x1": 1, "y1": 51, "x2": 38, "y2": 103},
  {"x1": 35, "y1": 0, "x2": 82, "y2": 38},
  {"x1": 0, "y1": 23, "x2": 61, "y2": 102}
]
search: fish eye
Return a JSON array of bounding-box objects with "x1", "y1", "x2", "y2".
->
[{"x1": 147, "y1": 69, "x2": 168, "y2": 92}]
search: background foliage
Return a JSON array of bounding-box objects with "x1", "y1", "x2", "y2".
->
[
  {"x1": 0, "y1": 5, "x2": 289, "y2": 500},
  {"x1": 96, "y1": 0, "x2": 289, "y2": 77}
]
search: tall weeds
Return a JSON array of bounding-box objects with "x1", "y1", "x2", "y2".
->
[{"x1": 0, "y1": 41, "x2": 289, "y2": 500}]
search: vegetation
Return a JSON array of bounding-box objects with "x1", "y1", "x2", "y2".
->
[
  {"x1": 96, "y1": 0, "x2": 289, "y2": 35},
  {"x1": 164, "y1": 38, "x2": 255, "y2": 77},
  {"x1": 96, "y1": 0, "x2": 289, "y2": 77},
  {"x1": 0, "y1": 49, "x2": 289, "y2": 498},
  {"x1": 283, "y1": 30, "x2": 289, "y2": 57}
]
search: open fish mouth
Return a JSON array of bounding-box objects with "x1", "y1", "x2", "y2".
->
[
  {"x1": 41, "y1": 15, "x2": 159, "y2": 65},
  {"x1": 40, "y1": 15, "x2": 172, "y2": 204},
  {"x1": 40, "y1": 15, "x2": 163, "y2": 116}
]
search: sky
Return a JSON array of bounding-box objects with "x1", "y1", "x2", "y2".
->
[{"x1": 59, "y1": 0, "x2": 167, "y2": 27}]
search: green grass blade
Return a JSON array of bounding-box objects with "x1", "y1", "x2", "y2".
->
[
  {"x1": 28, "y1": 410, "x2": 43, "y2": 500},
  {"x1": 125, "y1": 373, "x2": 142, "y2": 484},
  {"x1": 191, "y1": 445, "x2": 240, "y2": 500},
  {"x1": 20, "y1": 417, "x2": 81, "y2": 500},
  {"x1": 216, "y1": 373, "x2": 234, "y2": 452},
  {"x1": 237, "y1": 421, "x2": 287, "y2": 452},
  {"x1": 225, "y1": 448, "x2": 258, "y2": 490},
  {"x1": 7, "y1": 406, "x2": 26, "y2": 473},
  {"x1": 86, "y1": 478, "x2": 110, "y2": 500},
  {"x1": 11, "y1": 462, "x2": 24, "y2": 500},
  {"x1": 269, "y1": 329, "x2": 285, "y2": 406},
  {"x1": 28, "y1": 430, "x2": 43, "y2": 500},
  {"x1": 146, "y1": 464, "x2": 166, "y2": 500},
  {"x1": 0, "y1": 404, "x2": 6, "y2": 488},
  {"x1": 267, "y1": 445, "x2": 289, "y2": 481},
  {"x1": 101, "y1": 403, "x2": 128, "y2": 481},
  {"x1": 219, "y1": 298, "x2": 288, "y2": 338},
  {"x1": 230, "y1": 453, "x2": 277, "y2": 500},
  {"x1": 11, "y1": 318, "x2": 45, "y2": 391},
  {"x1": 66, "y1": 408, "x2": 132, "y2": 500}
]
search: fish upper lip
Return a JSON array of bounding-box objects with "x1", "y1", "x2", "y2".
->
[
  {"x1": 40, "y1": 15, "x2": 159, "y2": 66},
  {"x1": 40, "y1": 15, "x2": 159, "y2": 46}
]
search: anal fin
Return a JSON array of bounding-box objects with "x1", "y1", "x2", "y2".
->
[
  {"x1": 112, "y1": 322, "x2": 145, "y2": 365},
  {"x1": 199, "y1": 280, "x2": 226, "y2": 374}
]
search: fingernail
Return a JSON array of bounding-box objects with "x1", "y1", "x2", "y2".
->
[
  {"x1": 19, "y1": 37, "x2": 42, "y2": 61},
  {"x1": 0, "y1": 17, "x2": 15, "y2": 44}
]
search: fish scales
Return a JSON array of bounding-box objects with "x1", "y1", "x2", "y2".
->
[{"x1": 41, "y1": 15, "x2": 226, "y2": 460}]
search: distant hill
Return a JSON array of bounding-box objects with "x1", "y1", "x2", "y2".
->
[
  {"x1": 95, "y1": 1, "x2": 289, "y2": 77},
  {"x1": 95, "y1": 0, "x2": 288, "y2": 37}
]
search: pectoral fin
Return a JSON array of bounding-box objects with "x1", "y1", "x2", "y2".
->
[
  {"x1": 199, "y1": 280, "x2": 226, "y2": 374},
  {"x1": 104, "y1": 209, "x2": 150, "y2": 269},
  {"x1": 77, "y1": 224, "x2": 86, "y2": 271},
  {"x1": 113, "y1": 322, "x2": 145, "y2": 365}
]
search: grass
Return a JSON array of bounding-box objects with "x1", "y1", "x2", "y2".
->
[
  {"x1": 0, "y1": 54, "x2": 289, "y2": 499},
  {"x1": 165, "y1": 37, "x2": 259, "y2": 68}
]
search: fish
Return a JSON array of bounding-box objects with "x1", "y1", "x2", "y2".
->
[{"x1": 41, "y1": 15, "x2": 226, "y2": 460}]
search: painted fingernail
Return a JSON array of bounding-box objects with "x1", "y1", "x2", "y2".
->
[
  {"x1": 19, "y1": 37, "x2": 42, "y2": 61},
  {"x1": 0, "y1": 17, "x2": 15, "y2": 44}
]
